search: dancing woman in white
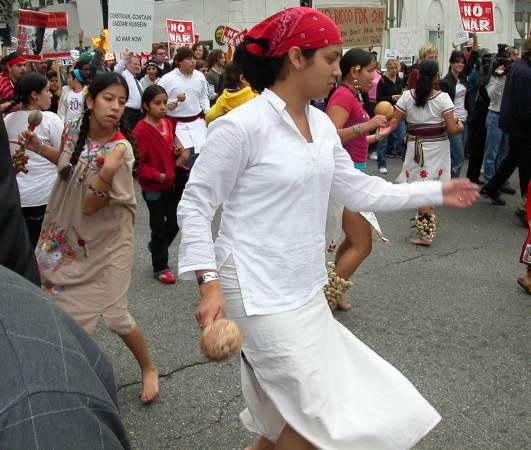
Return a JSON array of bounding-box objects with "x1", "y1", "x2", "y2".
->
[{"x1": 177, "y1": 7, "x2": 478, "y2": 450}]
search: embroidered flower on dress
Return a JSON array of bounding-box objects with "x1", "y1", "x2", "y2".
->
[
  {"x1": 420, "y1": 169, "x2": 428, "y2": 179},
  {"x1": 405, "y1": 170, "x2": 411, "y2": 178},
  {"x1": 437, "y1": 168, "x2": 444, "y2": 177}
]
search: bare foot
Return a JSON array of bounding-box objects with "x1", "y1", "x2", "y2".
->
[
  {"x1": 336, "y1": 299, "x2": 352, "y2": 311},
  {"x1": 140, "y1": 366, "x2": 160, "y2": 403},
  {"x1": 410, "y1": 237, "x2": 432, "y2": 247}
]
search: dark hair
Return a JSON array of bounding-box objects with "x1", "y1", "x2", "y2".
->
[
  {"x1": 192, "y1": 42, "x2": 209, "y2": 59},
  {"x1": 174, "y1": 46, "x2": 194, "y2": 66},
  {"x1": 221, "y1": 63, "x2": 243, "y2": 91},
  {"x1": 1, "y1": 51, "x2": 24, "y2": 66},
  {"x1": 145, "y1": 61, "x2": 161, "y2": 78},
  {"x1": 340, "y1": 48, "x2": 373, "y2": 80},
  {"x1": 153, "y1": 44, "x2": 167, "y2": 54},
  {"x1": 46, "y1": 70, "x2": 58, "y2": 80},
  {"x1": 449, "y1": 50, "x2": 465, "y2": 64},
  {"x1": 14, "y1": 72, "x2": 48, "y2": 107},
  {"x1": 141, "y1": 84, "x2": 167, "y2": 113},
  {"x1": 60, "y1": 72, "x2": 139, "y2": 179},
  {"x1": 207, "y1": 49, "x2": 224, "y2": 69},
  {"x1": 195, "y1": 58, "x2": 208, "y2": 71},
  {"x1": 415, "y1": 60, "x2": 439, "y2": 107},
  {"x1": 233, "y1": 37, "x2": 316, "y2": 93},
  {"x1": 52, "y1": 28, "x2": 68, "y2": 50}
]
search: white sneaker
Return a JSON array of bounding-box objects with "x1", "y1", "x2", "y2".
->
[
  {"x1": 378, "y1": 167, "x2": 388, "y2": 174},
  {"x1": 369, "y1": 151, "x2": 378, "y2": 161}
]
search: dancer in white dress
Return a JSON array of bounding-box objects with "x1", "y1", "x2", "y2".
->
[
  {"x1": 393, "y1": 60, "x2": 464, "y2": 245},
  {"x1": 177, "y1": 8, "x2": 478, "y2": 450}
]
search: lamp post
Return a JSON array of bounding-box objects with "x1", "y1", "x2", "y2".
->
[{"x1": 514, "y1": 0, "x2": 531, "y2": 47}]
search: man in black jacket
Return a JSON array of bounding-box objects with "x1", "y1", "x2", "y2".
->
[
  {"x1": 0, "y1": 113, "x2": 40, "y2": 285},
  {"x1": 481, "y1": 38, "x2": 531, "y2": 207}
]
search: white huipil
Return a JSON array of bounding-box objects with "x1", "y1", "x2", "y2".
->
[{"x1": 177, "y1": 88, "x2": 442, "y2": 449}]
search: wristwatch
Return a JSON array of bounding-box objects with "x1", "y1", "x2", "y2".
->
[{"x1": 197, "y1": 271, "x2": 219, "y2": 285}]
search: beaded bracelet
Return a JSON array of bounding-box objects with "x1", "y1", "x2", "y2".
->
[{"x1": 88, "y1": 183, "x2": 109, "y2": 198}]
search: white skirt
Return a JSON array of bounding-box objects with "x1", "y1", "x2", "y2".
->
[{"x1": 220, "y1": 259, "x2": 441, "y2": 449}]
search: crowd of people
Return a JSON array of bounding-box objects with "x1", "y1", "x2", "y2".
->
[{"x1": 0, "y1": 5, "x2": 529, "y2": 449}]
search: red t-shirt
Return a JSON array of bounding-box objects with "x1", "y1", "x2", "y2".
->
[{"x1": 326, "y1": 85, "x2": 370, "y2": 163}]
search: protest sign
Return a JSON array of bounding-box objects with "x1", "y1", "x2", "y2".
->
[
  {"x1": 108, "y1": 0, "x2": 154, "y2": 53},
  {"x1": 221, "y1": 26, "x2": 239, "y2": 45},
  {"x1": 41, "y1": 12, "x2": 69, "y2": 58},
  {"x1": 454, "y1": 29, "x2": 469, "y2": 45},
  {"x1": 17, "y1": 9, "x2": 49, "y2": 61},
  {"x1": 384, "y1": 48, "x2": 399, "y2": 63},
  {"x1": 318, "y1": 6, "x2": 385, "y2": 48},
  {"x1": 231, "y1": 29, "x2": 247, "y2": 47},
  {"x1": 166, "y1": 19, "x2": 195, "y2": 47},
  {"x1": 389, "y1": 27, "x2": 422, "y2": 59},
  {"x1": 457, "y1": 0, "x2": 495, "y2": 33}
]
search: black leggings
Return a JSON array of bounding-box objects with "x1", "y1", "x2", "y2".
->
[{"x1": 22, "y1": 205, "x2": 47, "y2": 249}]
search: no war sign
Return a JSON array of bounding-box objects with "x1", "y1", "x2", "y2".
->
[{"x1": 457, "y1": 0, "x2": 495, "y2": 33}]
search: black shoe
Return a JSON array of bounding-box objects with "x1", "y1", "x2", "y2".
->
[
  {"x1": 515, "y1": 209, "x2": 528, "y2": 227},
  {"x1": 148, "y1": 241, "x2": 152, "y2": 253},
  {"x1": 500, "y1": 182, "x2": 516, "y2": 195},
  {"x1": 480, "y1": 187, "x2": 506, "y2": 206}
]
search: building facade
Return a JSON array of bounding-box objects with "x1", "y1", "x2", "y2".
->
[{"x1": 4, "y1": 0, "x2": 524, "y2": 64}]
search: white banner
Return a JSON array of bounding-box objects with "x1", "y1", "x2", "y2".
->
[{"x1": 108, "y1": 0, "x2": 154, "y2": 53}]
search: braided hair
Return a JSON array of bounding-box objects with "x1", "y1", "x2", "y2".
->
[{"x1": 59, "y1": 72, "x2": 139, "y2": 179}]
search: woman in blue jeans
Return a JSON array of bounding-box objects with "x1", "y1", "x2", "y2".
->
[
  {"x1": 440, "y1": 51, "x2": 472, "y2": 178},
  {"x1": 376, "y1": 58, "x2": 405, "y2": 174}
]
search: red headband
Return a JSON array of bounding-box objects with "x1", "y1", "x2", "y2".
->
[
  {"x1": 246, "y1": 7, "x2": 342, "y2": 57},
  {"x1": 6, "y1": 56, "x2": 27, "y2": 67}
]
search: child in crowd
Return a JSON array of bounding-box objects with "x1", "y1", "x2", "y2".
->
[
  {"x1": 133, "y1": 85, "x2": 187, "y2": 283},
  {"x1": 57, "y1": 68, "x2": 86, "y2": 122},
  {"x1": 205, "y1": 63, "x2": 257, "y2": 124},
  {"x1": 392, "y1": 60, "x2": 464, "y2": 245},
  {"x1": 46, "y1": 69, "x2": 61, "y2": 114},
  {"x1": 19, "y1": 72, "x2": 159, "y2": 404}
]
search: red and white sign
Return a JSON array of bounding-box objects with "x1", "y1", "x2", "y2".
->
[
  {"x1": 166, "y1": 19, "x2": 195, "y2": 46},
  {"x1": 221, "y1": 26, "x2": 239, "y2": 45},
  {"x1": 457, "y1": 0, "x2": 495, "y2": 33},
  {"x1": 231, "y1": 29, "x2": 247, "y2": 47},
  {"x1": 17, "y1": 9, "x2": 70, "y2": 60}
]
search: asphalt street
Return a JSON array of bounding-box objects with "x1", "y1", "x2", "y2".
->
[{"x1": 93, "y1": 158, "x2": 530, "y2": 450}]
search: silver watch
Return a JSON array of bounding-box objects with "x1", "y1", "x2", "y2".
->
[{"x1": 197, "y1": 271, "x2": 219, "y2": 285}]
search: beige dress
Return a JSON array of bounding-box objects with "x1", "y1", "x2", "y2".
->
[{"x1": 36, "y1": 119, "x2": 137, "y2": 335}]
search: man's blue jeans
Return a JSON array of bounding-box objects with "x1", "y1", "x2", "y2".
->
[
  {"x1": 482, "y1": 110, "x2": 509, "y2": 183},
  {"x1": 377, "y1": 120, "x2": 406, "y2": 169}
]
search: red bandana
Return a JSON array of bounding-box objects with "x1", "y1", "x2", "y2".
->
[{"x1": 246, "y1": 7, "x2": 342, "y2": 57}]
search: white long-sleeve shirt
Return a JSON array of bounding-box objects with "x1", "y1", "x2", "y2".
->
[
  {"x1": 114, "y1": 59, "x2": 142, "y2": 110},
  {"x1": 486, "y1": 75, "x2": 506, "y2": 113},
  {"x1": 157, "y1": 69, "x2": 209, "y2": 117},
  {"x1": 177, "y1": 89, "x2": 443, "y2": 316}
]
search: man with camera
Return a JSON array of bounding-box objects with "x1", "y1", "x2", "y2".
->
[
  {"x1": 480, "y1": 44, "x2": 518, "y2": 201},
  {"x1": 481, "y1": 38, "x2": 531, "y2": 213}
]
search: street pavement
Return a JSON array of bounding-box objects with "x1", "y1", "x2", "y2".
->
[{"x1": 93, "y1": 158, "x2": 530, "y2": 450}]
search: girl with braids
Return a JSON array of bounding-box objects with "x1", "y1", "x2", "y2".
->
[
  {"x1": 324, "y1": 48, "x2": 391, "y2": 311},
  {"x1": 18, "y1": 72, "x2": 160, "y2": 404},
  {"x1": 391, "y1": 60, "x2": 464, "y2": 246},
  {"x1": 5, "y1": 72, "x2": 63, "y2": 248},
  {"x1": 178, "y1": 7, "x2": 477, "y2": 449}
]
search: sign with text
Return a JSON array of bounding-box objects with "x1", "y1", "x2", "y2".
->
[
  {"x1": 166, "y1": 19, "x2": 195, "y2": 46},
  {"x1": 457, "y1": 0, "x2": 495, "y2": 33},
  {"x1": 389, "y1": 27, "x2": 422, "y2": 60},
  {"x1": 221, "y1": 26, "x2": 239, "y2": 45},
  {"x1": 454, "y1": 29, "x2": 469, "y2": 45},
  {"x1": 108, "y1": 0, "x2": 154, "y2": 52},
  {"x1": 17, "y1": 9, "x2": 69, "y2": 60},
  {"x1": 231, "y1": 29, "x2": 247, "y2": 47},
  {"x1": 318, "y1": 6, "x2": 385, "y2": 48}
]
